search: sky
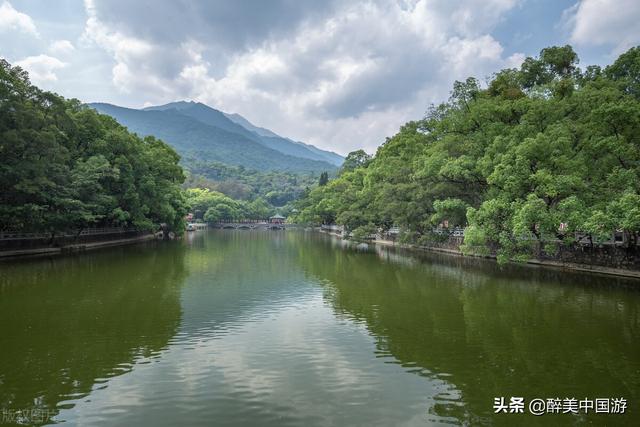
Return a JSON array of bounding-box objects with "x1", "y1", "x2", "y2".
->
[{"x1": 1, "y1": 0, "x2": 639, "y2": 155}]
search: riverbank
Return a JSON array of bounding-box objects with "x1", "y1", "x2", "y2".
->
[
  {"x1": 319, "y1": 229, "x2": 640, "y2": 280},
  {"x1": 0, "y1": 233, "x2": 159, "y2": 261}
]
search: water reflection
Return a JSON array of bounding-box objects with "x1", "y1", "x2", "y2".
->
[
  {"x1": 0, "y1": 241, "x2": 187, "y2": 419},
  {"x1": 297, "y1": 233, "x2": 640, "y2": 425},
  {"x1": 53, "y1": 231, "x2": 454, "y2": 426},
  {"x1": 0, "y1": 230, "x2": 638, "y2": 426}
]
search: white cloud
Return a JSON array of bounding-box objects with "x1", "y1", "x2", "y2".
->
[
  {"x1": 82, "y1": 0, "x2": 197, "y2": 97},
  {"x1": 15, "y1": 54, "x2": 66, "y2": 83},
  {"x1": 82, "y1": 0, "x2": 524, "y2": 154},
  {"x1": 0, "y1": 1, "x2": 38, "y2": 36},
  {"x1": 567, "y1": 0, "x2": 640, "y2": 54},
  {"x1": 49, "y1": 39, "x2": 75, "y2": 55}
]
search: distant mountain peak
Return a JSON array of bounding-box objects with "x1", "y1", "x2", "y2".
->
[
  {"x1": 89, "y1": 100, "x2": 343, "y2": 172},
  {"x1": 223, "y1": 112, "x2": 280, "y2": 139},
  {"x1": 140, "y1": 100, "x2": 343, "y2": 166},
  {"x1": 223, "y1": 111, "x2": 343, "y2": 166},
  {"x1": 143, "y1": 100, "x2": 202, "y2": 111}
]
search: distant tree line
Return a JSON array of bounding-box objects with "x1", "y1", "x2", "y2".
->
[
  {"x1": 0, "y1": 60, "x2": 188, "y2": 234},
  {"x1": 183, "y1": 160, "x2": 322, "y2": 207},
  {"x1": 185, "y1": 188, "x2": 274, "y2": 222},
  {"x1": 292, "y1": 46, "x2": 640, "y2": 262}
]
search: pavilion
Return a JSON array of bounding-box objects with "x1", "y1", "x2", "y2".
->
[{"x1": 269, "y1": 214, "x2": 286, "y2": 224}]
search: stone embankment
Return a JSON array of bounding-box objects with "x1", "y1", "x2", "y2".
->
[
  {"x1": 0, "y1": 228, "x2": 160, "y2": 260},
  {"x1": 319, "y1": 227, "x2": 640, "y2": 279}
]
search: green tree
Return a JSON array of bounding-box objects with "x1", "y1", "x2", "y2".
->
[
  {"x1": 339, "y1": 150, "x2": 371, "y2": 174},
  {"x1": 247, "y1": 198, "x2": 272, "y2": 219},
  {"x1": 185, "y1": 188, "x2": 244, "y2": 222},
  {"x1": 319, "y1": 171, "x2": 329, "y2": 186},
  {"x1": 292, "y1": 45, "x2": 640, "y2": 263},
  {"x1": 606, "y1": 46, "x2": 640, "y2": 98},
  {"x1": 0, "y1": 60, "x2": 187, "y2": 234}
]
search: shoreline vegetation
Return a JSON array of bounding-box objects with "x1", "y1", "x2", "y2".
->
[
  {"x1": 0, "y1": 59, "x2": 317, "y2": 240},
  {"x1": 4, "y1": 223, "x2": 638, "y2": 281},
  {"x1": 292, "y1": 45, "x2": 640, "y2": 272},
  {"x1": 3, "y1": 45, "x2": 640, "y2": 280},
  {"x1": 0, "y1": 59, "x2": 188, "y2": 237},
  {"x1": 318, "y1": 228, "x2": 640, "y2": 280}
]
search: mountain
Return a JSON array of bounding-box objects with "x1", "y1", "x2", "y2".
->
[
  {"x1": 89, "y1": 102, "x2": 339, "y2": 173},
  {"x1": 290, "y1": 139, "x2": 345, "y2": 166},
  {"x1": 223, "y1": 112, "x2": 280, "y2": 138},
  {"x1": 146, "y1": 101, "x2": 343, "y2": 166},
  {"x1": 144, "y1": 101, "x2": 260, "y2": 142},
  {"x1": 223, "y1": 111, "x2": 344, "y2": 166}
]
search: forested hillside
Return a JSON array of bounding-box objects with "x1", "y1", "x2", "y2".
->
[
  {"x1": 0, "y1": 60, "x2": 187, "y2": 233},
  {"x1": 151, "y1": 101, "x2": 344, "y2": 166},
  {"x1": 184, "y1": 161, "x2": 318, "y2": 206},
  {"x1": 293, "y1": 46, "x2": 640, "y2": 262},
  {"x1": 90, "y1": 102, "x2": 340, "y2": 173}
]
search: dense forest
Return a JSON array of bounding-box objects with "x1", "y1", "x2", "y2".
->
[
  {"x1": 292, "y1": 46, "x2": 640, "y2": 262},
  {"x1": 0, "y1": 59, "x2": 188, "y2": 233},
  {"x1": 183, "y1": 160, "x2": 320, "y2": 207},
  {"x1": 184, "y1": 188, "x2": 275, "y2": 223}
]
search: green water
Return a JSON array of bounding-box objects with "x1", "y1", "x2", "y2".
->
[{"x1": 0, "y1": 230, "x2": 638, "y2": 426}]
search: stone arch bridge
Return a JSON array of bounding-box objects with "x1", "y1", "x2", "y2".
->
[{"x1": 211, "y1": 221, "x2": 293, "y2": 230}]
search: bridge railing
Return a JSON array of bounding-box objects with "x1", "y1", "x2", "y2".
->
[
  {"x1": 215, "y1": 219, "x2": 271, "y2": 223},
  {"x1": 212, "y1": 221, "x2": 291, "y2": 228},
  {"x1": 0, "y1": 227, "x2": 138, "y2": 240},
  {"x1": 432, "y1": 227, "x2": 465, "y2": 237}
]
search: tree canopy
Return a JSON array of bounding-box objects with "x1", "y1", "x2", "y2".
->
[
  {"x1": 185, "y1": 188, "x2": 274, "y2": 222},
  {"x1": 292, "y1": 46, "x2": 640, "y2": 262},
  {"x1": 0, "y1": 60, "x2": 188, "y2": 233},
  {"x1": 183, "y1": 160, "x2": 320, "y2": 208}
]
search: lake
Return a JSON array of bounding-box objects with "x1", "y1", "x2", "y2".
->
[{"x1": 0, "y1": 230, "x2": 638, "y2": 426}]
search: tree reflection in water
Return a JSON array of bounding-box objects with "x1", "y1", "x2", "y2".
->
[
  {"x1": 0, "y1": 241, "x2": 187, "y2": 416},
  {"x1": 294, "y1": 232, "x2": 640, "y2": 425}
]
